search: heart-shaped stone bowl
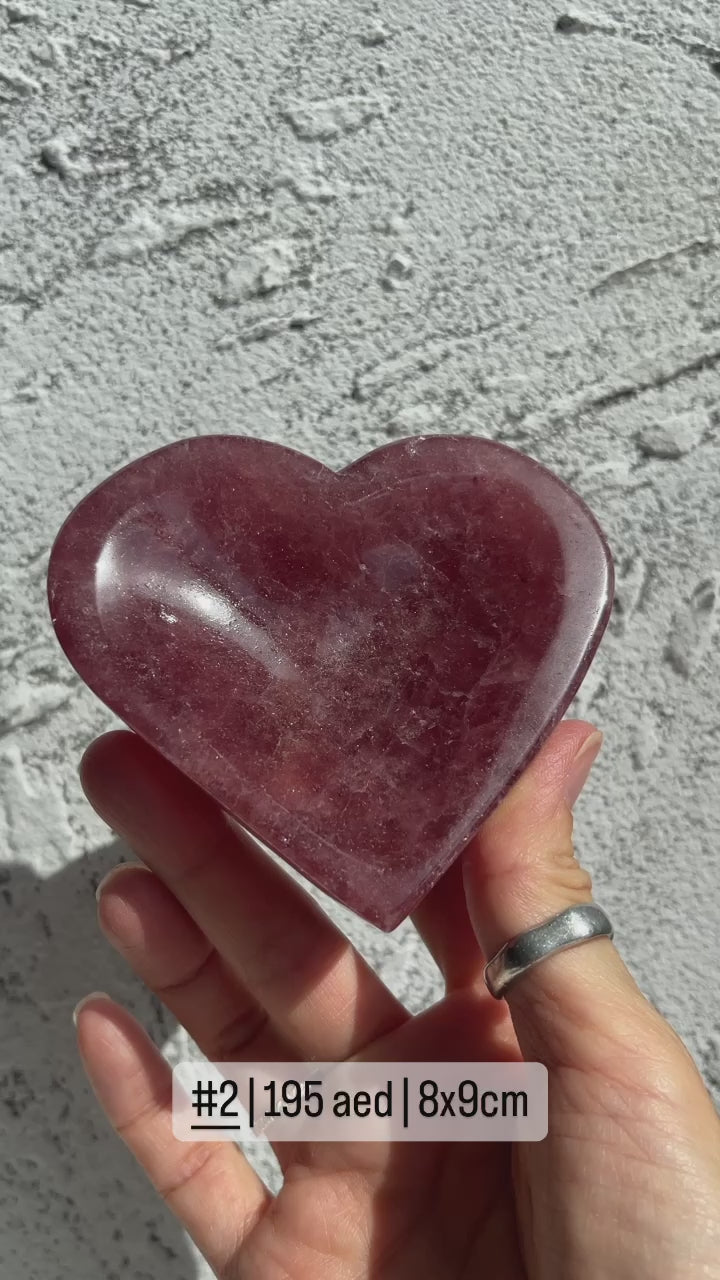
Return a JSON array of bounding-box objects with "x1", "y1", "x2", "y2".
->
[{"x1": 47, "y1": 434, "x2": 614, "y2": 930}]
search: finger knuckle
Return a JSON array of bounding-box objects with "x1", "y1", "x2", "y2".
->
[
  {"x1": 206, "y1": 1005, "x2": 271, "y2": 1062},
  {"x1": 155, "y1": 1140, "x2": 223, "y2": 1204},
  {"x1": 545, "y1": 854, "x2": 594, "y2": 902}
]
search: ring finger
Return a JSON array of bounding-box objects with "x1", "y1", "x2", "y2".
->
[
  {"x1": 96, "y1": 862, "x2": 297, "y2": 1064},
  {"x1": 81, "y1": 730, "x2": 410, "y2": 1062}
]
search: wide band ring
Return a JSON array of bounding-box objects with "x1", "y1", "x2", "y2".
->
[{"x1": 484, "y1": 903, "x2": 614, "y2": 1000}]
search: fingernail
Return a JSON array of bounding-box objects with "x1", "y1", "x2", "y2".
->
[
  {"x1": 563, "y1": 730, "x2": 603, "y2": 809},
  {"x1": 95, "y1": 865, "x2": 128, "y2": 901},
  {"x1": 73, "y1": 991, "x2": 110, "y2": 1027}
]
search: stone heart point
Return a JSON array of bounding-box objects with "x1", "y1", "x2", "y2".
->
[{"x1": 47, "y1": 435, "x2": 614, "y2": 930}]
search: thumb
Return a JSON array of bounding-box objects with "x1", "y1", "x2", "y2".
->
[{"x1": 462, "y1": 720, "x2": 661, "y2": 1072}]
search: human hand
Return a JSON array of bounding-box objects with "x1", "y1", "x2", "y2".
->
[{"x1": 74, "y1": 721, "x2": 720, "y2": 1279}]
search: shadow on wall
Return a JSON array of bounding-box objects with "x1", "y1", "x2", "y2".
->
[{"x1": 0, "y1": 839, "x2": 201, "y2": 1280}]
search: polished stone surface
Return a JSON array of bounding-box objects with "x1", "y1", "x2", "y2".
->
[{"x1": 47, "y1": 435, "x2": 614, "y2": 929}]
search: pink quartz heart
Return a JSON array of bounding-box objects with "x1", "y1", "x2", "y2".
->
[{"x1": 47, "y1": 435, "x2": 613, "y2": 930}]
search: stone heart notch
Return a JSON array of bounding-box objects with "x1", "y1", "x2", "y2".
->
[{"x1": 47, "y1": 435, "x2": 614, "y2": 930}]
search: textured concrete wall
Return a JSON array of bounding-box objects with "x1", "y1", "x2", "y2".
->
[{"x1": 2, "y1": 0, "x2": 720, "y2": 1275}]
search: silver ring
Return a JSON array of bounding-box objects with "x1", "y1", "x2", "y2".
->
[{"x1": 484, "y1": 904, "x2": 614, "y2": 999}]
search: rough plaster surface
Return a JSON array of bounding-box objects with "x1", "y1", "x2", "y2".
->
[{"x1": 2, "y1": 0, "x2": 720, "y2": 1275}]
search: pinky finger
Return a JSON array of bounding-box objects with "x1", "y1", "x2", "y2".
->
[{"x1": 74, "y1": 993, "x2": 270, "y2": 1276}]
